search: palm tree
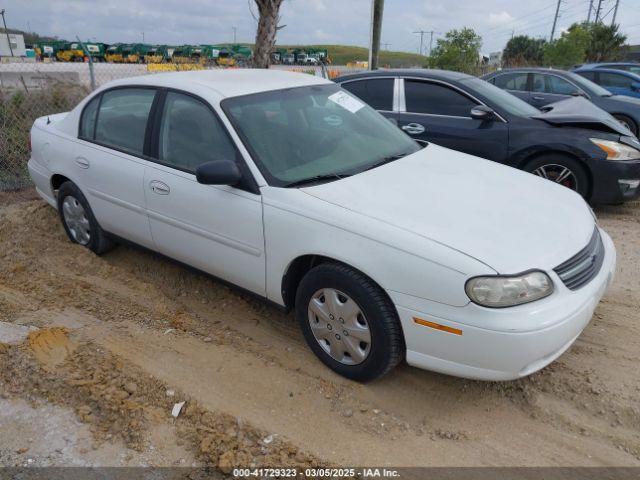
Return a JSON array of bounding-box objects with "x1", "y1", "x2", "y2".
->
[
  {"x1": 252, "y1": 0, "x2": 285, "y2": 68},
  {"x1": 585, "y1": 23, "x2": 627, "y2": 62}
]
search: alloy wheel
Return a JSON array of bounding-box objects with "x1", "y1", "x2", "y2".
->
[
  {"x1": 307, "y1": 288, "x2": 371, "y2": 365},
  {"x1": 532, "y1": 163, "x2": 579, "y2": 191}
]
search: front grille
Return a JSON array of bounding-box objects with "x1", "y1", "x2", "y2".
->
[{"x1": 554, "y1": 227, "x2": 604, "y2": 291}]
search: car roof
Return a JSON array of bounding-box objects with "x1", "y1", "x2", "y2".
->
[
  {"x1": 576, "y1": 67, "x2": 640, "y2": 78},
  {"x1": 335, "y1": 68, "x2": 475, "y2": 82},
  {"x1": 486, "y1": 68, "x2": 570, "y2": 76},
  {"x1": 99, "y1": 69, "x2": 331, "y2": 99}
]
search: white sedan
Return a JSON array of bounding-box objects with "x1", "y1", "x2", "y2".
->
[{"x1": 28, "y1": 70, "x2": 616, "y2": 381}]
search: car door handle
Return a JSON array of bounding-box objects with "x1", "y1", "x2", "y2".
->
[
  {"x1": 74, "y1": 157, "x2": 90, "y2": 169},
  {"x1": 401, "y1": 123, "x2": 426, "y2": 135},
  {"x1": 532, "y1": 95, "x2": 545, "y2": 101},
  {"x1": 149, "y1": 180, "x2": 170, "y2": 195}
]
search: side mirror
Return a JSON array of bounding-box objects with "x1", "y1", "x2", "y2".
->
[
  {"x1": 196, "y1": 159, "x2": 242, "y2": 186},
  {"x1": 631, "y1": 82, "x2": 640, "y2": 92},
  {"x1": 470, "y1": 105, "x2": 495, "y2": 120}
]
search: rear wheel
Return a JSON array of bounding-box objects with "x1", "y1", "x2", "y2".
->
[
  {"x1": 57, "y1": 181, "x2": 115, "y2": 255},
  {"x1": 524, "y1": 154, "x2": 589, "y2": 199},
  {"x1": 295, "y1": 263, "x2": 404, "y2": 382},
  {"x1": 612, "y1": 114, "x2": 637, "y2": 137}
]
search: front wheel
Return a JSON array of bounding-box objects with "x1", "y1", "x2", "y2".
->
[
  {"x1": 524, "y1": 155, "x2": 589, "y2": 199},
  {"x1": 612, "y1": 114, "x2": 638, "y2": 137},
  {"x1": 295, "y1": 263, "x2": 404, "y2": 382}
]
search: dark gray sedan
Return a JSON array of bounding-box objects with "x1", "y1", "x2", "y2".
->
[{"x1": 482, "y1": 68, "x2": 640, "y2": 137}]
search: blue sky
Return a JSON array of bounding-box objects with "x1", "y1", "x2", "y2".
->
[{"x1": 4, "y1": 0, "x2": 640, "y2": 54}]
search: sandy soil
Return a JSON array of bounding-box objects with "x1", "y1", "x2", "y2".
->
[{"x1": 0, "y1": 189, "x2": 639, "y2": 470}]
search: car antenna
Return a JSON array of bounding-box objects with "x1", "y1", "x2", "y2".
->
[{"x1": 46, "y1": 116, "x2": 51, "y2": 125}]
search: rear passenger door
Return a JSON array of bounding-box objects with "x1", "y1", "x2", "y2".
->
[
  {"x1": 143, "y1": 90, "x2": 266, "y2": 296},
  {"x1": 392, "y1": 78, "x2": 509, "y2": 162},
  {"x1": 76, "y1": 87, "x2": 156, "y2": 249}
]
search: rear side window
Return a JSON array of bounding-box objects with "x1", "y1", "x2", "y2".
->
[
  {"x1": 79, "y1": 95, "x2": 99, "y2": 139},
  {"x1": 341, "y1": 78, "x2": 393, "y2": 111},
  {"x1": 404, "y1": 80, "x2": 477, "y2": 117},
  {"x1": 599, "y1": 72, "x2": 633, "y2": 88},
  {"x1": 533, "y1": 74, "x2": 578, "y2": 95},
  {"x1": 158, "y1": 92, "x2": 236, "y2": 172},
  {"x1": 576, "y1": 71, "x2": 596, "y2": 82},
  {"x1": 94, "y1": 88, "x2": 156, "y2": 155},
  {"x1": 493, "y1": 73, "x2": 528, "y2": 91}
]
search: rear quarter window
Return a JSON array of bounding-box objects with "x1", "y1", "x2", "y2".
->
[{"x1": 79, "y1": 95, "x2": 100, "y2": 139}]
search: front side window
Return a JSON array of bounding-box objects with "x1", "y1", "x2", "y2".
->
[
  {"x1": 158, "y1": 92, "x2": 236, "y2": 172},
  {"x1": 223, "y1": 84, "x2": 419, "y2": 186},
  {"x1": 493, "y1": 73, "x2": 529, "y2": 92},
  {"x1": 599, "y1": 72, "x2": 634, "y2": 88},
  {"x1": 94, "y1": 88, "x2": 156, "y2": 155},
  {"x1": 404, "y1": 80, "x2": 477, "y2": 117},
  {"x1": 341, "y1": 78, "x2": 394, "y2": 111}
]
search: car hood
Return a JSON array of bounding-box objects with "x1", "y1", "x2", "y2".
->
[
  {"x1": 531, "y1": 96, "x2": 632, "y2": 136},
  {"x1": 301, "y1": 145, "x2": 595, "y2": 273}
]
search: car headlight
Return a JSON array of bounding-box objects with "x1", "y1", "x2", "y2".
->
[
  {"x1": 465, "y1": 271, "x2": 554, "y2": 308},
  {"x1": 590, "y1": 138, "x2": 640, "y2": 161}
]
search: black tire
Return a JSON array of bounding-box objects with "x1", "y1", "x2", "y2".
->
[
  {"x1": 524, "y1": 154, "x2": 590, "y2": 199},
  {"x1": 57, "y1": 181, "x2": 115, "y2": 255},
  {"x1": 612, "y1": 114, "x2": 638, "y2": 137},
  {"x1": 295, "y1": 262, "x2": 404, "y2": 382}
]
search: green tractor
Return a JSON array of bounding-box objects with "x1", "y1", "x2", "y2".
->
[
  {"x1": 34, "y1": 40, "x2": 67, "y2": 61},
  {"x1": 105, "y1": 44, "x2": 125, "y2": 63},
  {"x1": 82, "y1": 42, "x2": 108, "y2": 62},
  {"x1": 145, "y1": 45, "x2": 176, "y2": 64}
]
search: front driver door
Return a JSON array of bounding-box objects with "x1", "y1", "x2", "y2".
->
[
  {"x1": 390, "y1": 78, "x2": 509, "y2": 162},
  {"x1": 144, "y1": 91, "x2": 265, "y2": 295}
]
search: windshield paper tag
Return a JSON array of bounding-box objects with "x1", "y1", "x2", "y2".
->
[{"x1": 328, "y1": 91, "x2": 364, "y2": 113}]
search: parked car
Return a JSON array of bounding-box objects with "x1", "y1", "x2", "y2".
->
[
  {"x1": 28, "y1": 70, "x2": 616, "y2": 382},
  {"x1": 573, "y1": 67, "x2": 640, "y2": 99},
  {"x1": 336, "y1": 69, "x2": 640, "y2": 204},
  {"x1": 574, "y1": 62, "x2": 640, "y2": 75},
  {"x1": 482, "y1": 68, "x2": 640, "y2": 136}
]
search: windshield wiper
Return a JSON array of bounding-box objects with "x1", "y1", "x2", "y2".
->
[
  {"x1": 284, "y1": 172, "x2": 351, "y2": 188},
  {"x1": 363, "y1": 152, "x2": 408, "y2": 172}
]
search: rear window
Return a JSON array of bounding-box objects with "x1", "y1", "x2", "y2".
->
[
  {"x1": 94, "y1": 88, "x2": 156, "y2": 155},
  {"x1": 341, "y1": 78, "x2": 394, "y2": 111}
]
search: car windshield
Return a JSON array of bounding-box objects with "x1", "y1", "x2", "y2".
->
[
  {"x1": 566, "y1": 71, "x2": 613, "y2": 97},
  {"x1": 460, "y1": 77, "x2": 540, "y2": 117},
  {"x1": 223, "y1": 83, "x2": 420, "y2": 187}
]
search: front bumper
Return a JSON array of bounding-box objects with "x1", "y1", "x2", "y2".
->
[
  {"x1": 392, "y1": 229, "x2": 616, "y2": 381},
  {"x1": 589, "y1": 158, "x2": 640, "y2": 204}
]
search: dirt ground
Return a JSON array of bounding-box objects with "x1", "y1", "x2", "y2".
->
[{"x1": 0, "y1": 188, "x2": 639, "y2": 471}]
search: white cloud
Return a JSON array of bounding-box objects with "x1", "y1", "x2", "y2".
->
[{"x1": 488, "y1": 11, "x2": 514, "y2": 26}]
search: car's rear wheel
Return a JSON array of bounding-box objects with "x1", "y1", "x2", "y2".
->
[
  {"x1": 295, "y1": 262, "x2": 404, "y2": 382},
  {"x1": 612, "y1": 114, "x2": 637, "y2": 137},
  {"x1": 57, "y1": 181, "x2": 114, "y2": 255},
  {"x1": 524, "y1": 155, "x2": 589, "y2": 199}
]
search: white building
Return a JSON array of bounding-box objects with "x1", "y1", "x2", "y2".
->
[{"x1": 0, "y1": 32, "x2": 27, "y2": 57}]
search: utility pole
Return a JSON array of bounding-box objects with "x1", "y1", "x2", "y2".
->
[
  {"x1": 413, "y1": 30, "x2": 435, "y2": 56},
  {"x1": 595, "y1": 0, "x2": 603, "y2": 22},
  {"x1": 611, "y1": 0, "x2": 620, "y2": 25},
  {"x1": 381, "y1": 42, "x2": 391, "y2": 50},
  {"x1": 232, "y1": 26, "x2": 237, "y2": 44},
  {"x1": 587, "y1": 0, "x2": 594, "y2": 22},
  {"x1": 550, "y1": 0, "x2": 563, "y2": 42},
  {"x1": 367, "y1": 0, "x2": 384, "y2": 70},
  {"x1": 0, "y1": 9, "x2": 14, "y2": 57},
  {"x1": 141, "y1": 31, "x2": 145, "y2": 42}
]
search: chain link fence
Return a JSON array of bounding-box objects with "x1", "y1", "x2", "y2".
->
[{"x1": 0, "y1": 60, "x2": 365, "y2": 191}]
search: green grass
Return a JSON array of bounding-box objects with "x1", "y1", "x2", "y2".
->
[{"x1": 277, "y1": 44, "x2": 428, "y2": 67}]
